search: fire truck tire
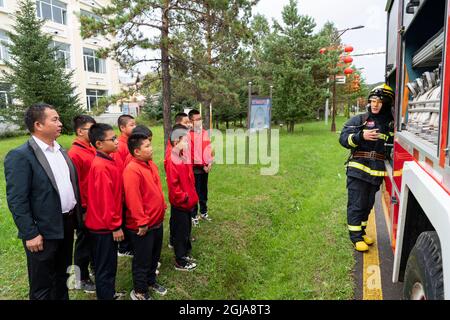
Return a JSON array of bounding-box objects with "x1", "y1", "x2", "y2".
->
[{"x1": 403, "y1": 231, "x2": 444, "y2": 300}]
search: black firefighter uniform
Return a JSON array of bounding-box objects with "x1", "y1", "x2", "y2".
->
[{"x1": 339, "y1": 111, "x2": 394, "y2": 244}]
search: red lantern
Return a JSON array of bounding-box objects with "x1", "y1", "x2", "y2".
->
[
  {"x1": 319, "y1": 48, "x2": 327, "y2": 54},
  {"x1": 343, "y1": 56, "x2": 353, "y2": 64},
  {"x1": 344, "y1": 46, "x2": 354, "y2": 53},
  {"x1": 344, "y1": 67, "x2": 354, "y2": 75}
]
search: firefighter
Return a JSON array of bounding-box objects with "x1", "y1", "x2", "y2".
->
[{"x1": 339, "y1": 84, "x2": 395, "y2": 252}]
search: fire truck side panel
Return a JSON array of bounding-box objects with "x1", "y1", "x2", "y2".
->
[{"x1": 392, "y1": 161, "x2": 450, "y2": 299}]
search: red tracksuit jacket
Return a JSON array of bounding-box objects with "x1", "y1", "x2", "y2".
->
[
  {"x1": 164, "y1": 149, "x2": 199, "y2": 211},
  {"x1": 85, "y1": 152, "x2": 123, "y2": 232},
  {"x1": 68, "y1": 139, "x2": 96, "y2": 210},
  {"x1": 117, "y1": 135, "x2": 130, "y2": 163},
  {"x1": 123, "y1": 158, "x2": 167, "y2": 230},
  {"x1": 189, "y1": 129, "x2": 213, "y2": 168}
]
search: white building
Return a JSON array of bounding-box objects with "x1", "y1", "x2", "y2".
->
[{"x1": 0, "y1": 0, "x2": 122, "y2": 114}]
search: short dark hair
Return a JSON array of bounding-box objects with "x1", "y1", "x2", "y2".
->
[
  {"x1": 132, "y1": 124, "x2": 153, "y2": 138},
  {"x1": 170, "y1": 124, "x2": 189, "y2": 146},
  {"x1": 24, "y1": 103, "x2": 55, "y2": 133},
  {"x1": 73, "y1": 115, "x2": 96, "y2": 132},
  {"x1": 175, "y1": 112, "x2": 188, "y2": 124},
  {"x1": 118, "y1": 114, "x2": 134, "y2": 130},
  {"x1": 128, "y1": 133, "x2": 150, "y2": 156},
  {"x1": 188, "y1": 109, "x2": 200, "y2": 120},
  {"x1": 89, "y1": 123, "x2": 114, "y2": 149}
]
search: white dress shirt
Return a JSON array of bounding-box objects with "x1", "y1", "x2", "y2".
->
[{"x1": 32, "y1": 136, "x2": 77, "y2": 213}]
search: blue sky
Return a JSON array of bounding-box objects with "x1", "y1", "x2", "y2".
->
[{"x1": 254, "y1": 0, "x2": 388, "y2": 84}]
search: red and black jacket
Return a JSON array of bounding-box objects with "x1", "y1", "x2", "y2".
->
[
  {"x1": 123, "y1": 158, "x2": 167, "y2": 230},
  {"x1": 68, "y1": 139, "x2": 96, "y2": 210},
  {"x1": 85, "y1": 152, "x2": 123, "y2": 232},
  {"x1": 164, "y1": 149, "x2": 199, "y2": 211}
]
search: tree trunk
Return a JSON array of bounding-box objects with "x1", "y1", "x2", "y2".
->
[
  {"x1": 161, "y1": 0, "x2": 171, "y2": 151},
  {"x1": 203, "y1": 100, "x2": 211, "y2": 130},
  {"x1": 226, "y1": 120, "x2": 229, "y2": 129}
]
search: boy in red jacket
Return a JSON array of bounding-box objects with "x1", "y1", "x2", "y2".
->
[
  {"x1": 68, "y1": 115, "x2": 96, "y2": 293},
  {"x1": 123, "y1": 132, "x2": 167, "y2": 300},
  {"x1": 188, "y1": 109, "x2": 213, "y2": 224},
  {"x1": 86, "y1": 123, "x2": 124, "y2": 300},
  {"x1": 165, "y1": 124, "x2": 199, "y2": 271},
  {"x1": 116, "y1": 115, "x2": 136, "y2": 257}
]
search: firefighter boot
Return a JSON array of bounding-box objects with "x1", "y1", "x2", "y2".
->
[
  {"x1": 362, "y1": 235, "x2": 375, "y2": 246},
  {"x1": 354, "y1": 241, "x2": 369, "y2": 252}
]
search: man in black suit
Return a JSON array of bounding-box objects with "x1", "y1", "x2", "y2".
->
[{"x1": 4, "y1": 103, "x2": 82, "y2": 300}]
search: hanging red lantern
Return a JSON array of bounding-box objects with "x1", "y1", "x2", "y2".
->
[
  {"x1": 343, "y1": 56, "x2": 353, "y2": 64},
  {"x1": 344, "y1": 67, "x2": 354, "y2": 75},
  {"x1": 344, "y1": 46, "x2": 354, "y2": 53},
  {"x1": 319, "y1": 48, "x2": 327, "y2": 54}
]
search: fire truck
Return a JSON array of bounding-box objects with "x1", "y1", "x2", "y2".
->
[{"x1": 384, "y1": 0, "x2": 450, "y2": 299}]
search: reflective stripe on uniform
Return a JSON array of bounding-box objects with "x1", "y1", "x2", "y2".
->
[
  {"x1": 347, "y1": 161, "x2": 387, "y2": 177},
  {"x1": 361, "y1": 221, "x2": 368, "y2": 227},
  {"x1": 348, "y1": 134, "x2": 358, "y2": 148},
  {"x1": 348, "y1": 225, "x2": 362, "y2": 231},
  {"x1": 378, "y1": 134, "x2": 389, "y2": 141},
  {"x1": 389, "y1": 132, "x2": 394, "y2": 136}
]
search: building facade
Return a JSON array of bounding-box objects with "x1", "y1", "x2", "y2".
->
[{"x1": 0, "y1": 0, "x2": 121, "y2": 113}]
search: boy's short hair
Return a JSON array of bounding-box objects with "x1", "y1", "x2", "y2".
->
[
  {"x1": 132, "y1": 124, "x2": 153, "y2": 138},
  {"x1": 188, "y1": 109, "x2": 200, "y2": 120},
  {"x1": 89, "y1": 123, "x2": 113, "y2": 148},
  {"x1": 128, "y1": 133, "x2": 150, "y2": 156},
  {"x1": 73, "y1": 115, "x2": 96, "y2": 132},
  {"x1": 175, "y1": 112, "x2": 188, "y2": 124},
  {"x1": 117, "y1": 114, "x2": 134, "y2": 130},
  {"x1": 24, "y1": 103, "x2": 55, "y2": 133},
  {"x1": 170, "y1": 124, "x2": 189, "y2": 147}
]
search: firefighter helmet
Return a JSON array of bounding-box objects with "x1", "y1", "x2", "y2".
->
[{"x1": 368, "y1": 84, "x2": 394, "y2": 105}]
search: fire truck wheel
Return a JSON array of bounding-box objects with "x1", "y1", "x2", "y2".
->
[{"x1": 403, "y1": 231, "x2": 444, "y2": 300}]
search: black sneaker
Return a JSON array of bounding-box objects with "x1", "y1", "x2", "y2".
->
[
  {"x1": 130, "y1": 290, "x2": 152, "y2": 300},
  {"x1": 200, "y1": 213, "x2": 212, "y2": 221},
  {"x1": 113, "y1": 291, "x2": 127, "y2": 300},
  {"x1": 150, "y1": 283, "x2": 167, "y2": 296},
  {"x1": 192, "y1": 217, "x2": 200, "y2": 227},
  {"x1": 174, "y1": 261, "x2": 197, "y2": 271},
  {"x1": 118, "y1": 251, "x2": 134, "y2": 258},
  {"x1": 182, "y1": 255, "x2": 197, "y2": 263},
  {"x1": 78, "y1": 279, "x2": 96, "y2": 294}
]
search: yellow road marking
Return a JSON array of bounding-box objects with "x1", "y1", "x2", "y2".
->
[{"x1": 363, "y1": 208, "x2": 383, "y2": 300}]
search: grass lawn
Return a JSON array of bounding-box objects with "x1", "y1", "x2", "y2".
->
[{"x1": 0, "y1": 116, "x2": 354, "y2": 300}]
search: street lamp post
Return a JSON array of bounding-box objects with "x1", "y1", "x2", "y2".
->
[
  {"x1": 330, "y1": 25, "x2": 365, "y2": 132},
  {"x1": 246, "y1": 81, "x2": 252, "y2": 164}
]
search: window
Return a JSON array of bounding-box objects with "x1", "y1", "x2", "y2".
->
[
  {"x1": 83, "y1": 48, "x2": 106, "y2": 73},
  {"x1": 0, "y1": 0, "x2": 4, "y2": 8},
  {"x1": 36, "y1": 0, "x2": 67, "y2": 25},
  {"x1": 51, "y1": 41, "x2": 70, "y2": 68},
  {"x1": 80, "y1": 9, "x2": 103, "y2": 22},
  {"x1": 0, "y1": 83, "x2": 12, "y2": 109},
  {"x1": 0, "y1": 30, "x2": 10, "y2": 63},
  {"x1": 86, "y1": 89, "x2": 107, "y2": 112}
]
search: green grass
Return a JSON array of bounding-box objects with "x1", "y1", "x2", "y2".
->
[{"x1": 0, "y1": 117, "x2": 354, "y2": 300}]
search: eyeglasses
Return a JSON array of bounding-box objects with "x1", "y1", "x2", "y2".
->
[{"x1": 101, "y1": 136, "x2": 118, "y2": 142}]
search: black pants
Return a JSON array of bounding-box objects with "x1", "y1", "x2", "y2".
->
[
  {"x1": 129, "y1": 224, "x2": 163, "y2": 294},
  {"x1": 90, "y1": 232, "x2": 118, "y2": 300},
  {"x1": 23, "y1": 213, "x2": 74, "y2": 300},
  {"x1": 171, "y1": 207, "x2": 192, "y2": 265},
  {"x1": 194, "y1": 171, "x2": 209, "y2": 217},
  {"x1": 74, "y1": 228, "x2": 94, "y2": 281},
  {"x1": 347, "y1": 176, "x2": 380, "y2": 243},
  {"x1": 118, "y1": 206, "x2": 133, "y2": 254}
]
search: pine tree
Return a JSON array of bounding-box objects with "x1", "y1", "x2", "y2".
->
[{"x1": 0, "y1": 0, "x2": 81, "y2": 133}]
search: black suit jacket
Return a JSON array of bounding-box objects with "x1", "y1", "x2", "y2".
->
[{"x1": 4, "y1": 137, "x2": 82, "y2": 240}]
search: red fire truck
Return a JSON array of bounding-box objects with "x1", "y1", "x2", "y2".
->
[{"x1": 384, "y1": 0, "x2": 450, "y2": 299}]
